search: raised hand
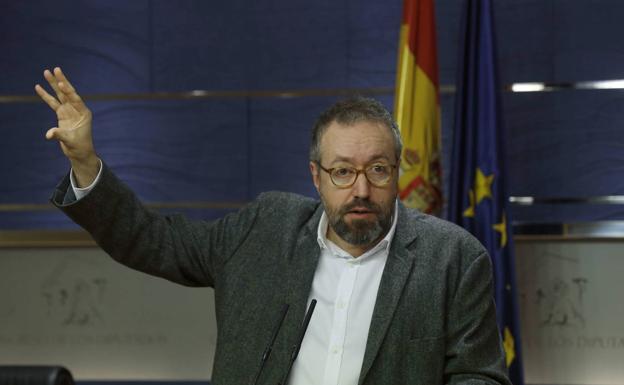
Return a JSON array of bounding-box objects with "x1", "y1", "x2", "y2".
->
[{"x1": 35, "y1": 67, "x2": 100, "y2": 187}]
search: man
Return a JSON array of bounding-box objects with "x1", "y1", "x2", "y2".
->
[{"x1": 36, "y1": 67, "x2": 510, "y2": 385}]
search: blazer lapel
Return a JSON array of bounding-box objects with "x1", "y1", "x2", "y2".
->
[
  {"x1": 285, "y1": 217, "x2": 322, "y2": 331},
  {"x1": 358, "y1": 203, "x2": 418, "y2": 384},
  {"x1": 269, "y1": 205, "x2": 323, "y2": 380}
]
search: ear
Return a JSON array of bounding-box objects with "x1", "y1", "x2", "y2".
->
[{"x1": 309, "y1": 161, "x2": 320, "y2": 191}]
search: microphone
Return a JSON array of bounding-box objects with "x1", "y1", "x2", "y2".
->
[
  {"x1": 250, "y1": 303, "x2": 290, "y2": 385},
  {"x1": 278, "y1": 299, "x2": 317, "y2": 385}
]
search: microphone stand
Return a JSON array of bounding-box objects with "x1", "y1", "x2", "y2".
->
[
  {"x1": 277, "y1": 299, "x2": 317, "y2": 385},
  {"x1": 250, "y1": 304, "x2": 290, "y2": 385}
]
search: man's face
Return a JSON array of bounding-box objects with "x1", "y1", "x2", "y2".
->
[{"x1": 310, "y1": 120, "x2": 399, "y2": 248}]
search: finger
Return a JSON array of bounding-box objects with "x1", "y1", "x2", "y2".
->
[
  {"x1": 55, "y1": 68, "x2": 88, "y2": 110},
  {"x1": 44, "y1": 69, "x2": 67, "y2": 104},
  {"x1": 34, "y1": 84, "x2": 61, "y2": 110},
  {"x1": 58, "y1": 81, "x2": 86, "y2": 105},
  {"x1": 45, "y1": 127, "x2": 59, "y2": 140},
  {"x1": 45, "y1": 127, "x2": 69, "y2": 142},
  {"x1": 44, "y1": 69, "x2": 66, "y2": 103},
  {"x1": 54, "y1": 67, "x2": 77, "y2": 93}
]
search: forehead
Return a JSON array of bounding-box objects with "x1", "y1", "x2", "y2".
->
[{"x1": 319, "y1": 120, "x2": 395, "y2": 164}]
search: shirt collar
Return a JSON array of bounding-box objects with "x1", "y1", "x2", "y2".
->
[{"x1": 316, "y1": 200, "x2": 399, "y2": 259}]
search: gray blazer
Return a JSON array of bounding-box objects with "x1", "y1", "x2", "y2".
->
[{"x1": 52, "y1": 164, "x2": 510, "y2": 385}]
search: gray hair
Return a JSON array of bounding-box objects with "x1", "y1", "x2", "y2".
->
[{"x1": 309, "y1": 97, "x2": 402, "y2": 163}]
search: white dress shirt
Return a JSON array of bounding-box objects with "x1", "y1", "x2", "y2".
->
[
  {"x1": 288, "y1": 204, "x2": 398, "y2": 385},
  {"x1": 69, "y1": 159, "x2": 103, "y2": 200},
  {"x1": 71, "y1": 164, "x2": 398, "y2": 385}
]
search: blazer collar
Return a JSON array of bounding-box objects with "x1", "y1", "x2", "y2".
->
[
  {"x1": 358, "y1": 201, "x2": 420, "y2": 384},
  {"x1": 279, "y1": 202, "x2": 324, "y2": 346},
  {"x1": 286, "y1": 202, "x2": 324, "y2": 312}
]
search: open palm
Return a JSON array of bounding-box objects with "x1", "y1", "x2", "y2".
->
[{"x1": 35, "y1": 67, "x2": 95, "y2": 162}]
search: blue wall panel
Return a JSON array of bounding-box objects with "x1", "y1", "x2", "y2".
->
[
  {"x1": 0, "y1": 103, "x2": 76, "y2": 203},
  {"x1": 511, "y1": 204, "x2": 624, "y2": 223},
  {"x1": 437, "y1": 0, "x2": 556, "y2": 85},
  {"x1": 504, "y1": 90, "x2": 624, "y2": 197},
  {"x1": 553, "y1": 0, "x2": 624, "y2": 81},
  {"x1": 494, "y1": 0, "x2": 555, "y2": 84},
  {"x1": 1, "y1": 99, "x2": 248, "y2": 202},
  {"x1": 0, "y1": 1, "x2": 151, "y2": 94},
  {"x1": 346, "y1": 0, "x2": 401, "y2": 88},
  {"x1": 151, "y1": 0, "x2": 247, "y2": 91},
  {"x1": 435, "y1": 0, "x2": 463, "y2": 86},
  {"x1": 0, "y1": 98, "x2": 248, "y2": 229},
  {"x1": 248, "y1": 97, "x2": 326, "y2": 198},
  {"x1": 3, "y1": 0, "x2": 624, "y2": 230},
  {"x1": 152, "y1": 0, "x2": 350, "y2": 92},
  {"x1": 0, "y1": 211, "x2": 75, "y2": 230},
  {"x1": 89, "y1": 99, "x2": 249, "y2": 203},
  {"x1": 246, "y1": 2, "x2": 349, "y2": 90},
  {"x1": 438, "y1": 0, "x2": 624, "y2": 85}
]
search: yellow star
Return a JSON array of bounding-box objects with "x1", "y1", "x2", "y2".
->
[
  {"x1": 503, "y1": 327, "x2": 516, "y2": 367},
  {"x1": 492, "y1": 212, "x2": 507, "y2": 248},
  {"x1": 474, "y1": 168, "x2": 494, "y2": 204},
  {"x1": 462, "y1": 189, "x2": 475, "y2": 217}
]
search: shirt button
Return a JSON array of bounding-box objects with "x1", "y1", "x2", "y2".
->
[
  {"x1": 336, "y1": 301, "x2": 345, "y2": 309},
  {"x1": 332, "y1": 347, "x2": 340, "y2": 354}
]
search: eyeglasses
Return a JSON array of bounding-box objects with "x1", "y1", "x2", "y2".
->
[{"x1": 317, "y1": 163, "x2": 397, "y2": 188}]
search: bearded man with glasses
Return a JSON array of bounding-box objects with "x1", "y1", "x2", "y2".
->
[{"x1": 37, "y1": 68, "x2": 510, "y2": 385}]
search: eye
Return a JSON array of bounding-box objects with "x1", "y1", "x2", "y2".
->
[
  {"x1": 333, "y1": 167, "x2": 354, "y2": 178},
  {"x1": 369, "y1": 164, "x2": 389, "y2": 174}
]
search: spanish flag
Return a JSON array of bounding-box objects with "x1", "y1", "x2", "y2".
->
[{"x1": 395, "y1": 0, "x2": 443, "y2": 215}]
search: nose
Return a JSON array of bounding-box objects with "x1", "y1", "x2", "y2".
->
[{"x1": 351, "y1": 171, "x2": 371, "y2": 199}]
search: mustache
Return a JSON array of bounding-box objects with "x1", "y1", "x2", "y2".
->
[{"x1": 339, "y1": 198, "x2": 381, "y2": 215}]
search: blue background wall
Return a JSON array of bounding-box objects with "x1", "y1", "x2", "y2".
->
[{"x1": 2, "y1": 0, "x2": 624, "y2": 229}]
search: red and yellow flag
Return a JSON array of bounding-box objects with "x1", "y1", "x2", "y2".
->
[{"x1": 394, "y1": 0, "x2": 443, "y2": 215}]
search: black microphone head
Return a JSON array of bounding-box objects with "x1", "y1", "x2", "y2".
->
[{"x1": 0, "y1": 366, "x2": 75, "y2": 385}]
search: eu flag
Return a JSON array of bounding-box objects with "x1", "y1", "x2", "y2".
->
[{"x1": 447, "y1": 0, "x2": 525, "y2": 384}]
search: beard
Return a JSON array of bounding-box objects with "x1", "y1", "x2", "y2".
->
[{"x1": 321, "y1": 195, "x2": 394, "y2": 246}]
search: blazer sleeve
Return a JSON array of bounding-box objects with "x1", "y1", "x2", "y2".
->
[
  {"x1": 51, "y1": 162, "x2": 262, "y2": 288},
  {"x1": 444, "y1": 251, "x2": 512, "y2": 385}
]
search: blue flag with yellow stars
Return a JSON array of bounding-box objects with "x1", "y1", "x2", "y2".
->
[{"x1": 447, "y1": 0, "x2": 524, "y2": 384}]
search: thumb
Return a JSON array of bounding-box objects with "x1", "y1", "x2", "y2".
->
[{"x1": 45, "y1": 127, "x2": 62, "y2": 141}]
